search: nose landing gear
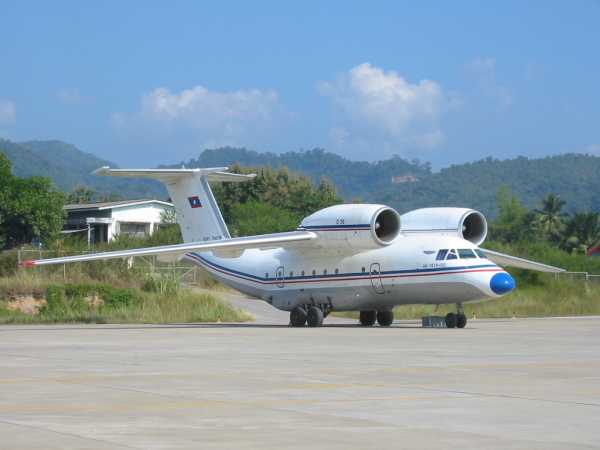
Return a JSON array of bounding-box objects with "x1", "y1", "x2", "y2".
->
[{"x1": 445, "y1": 303, "x2": 467, "y2": 328}]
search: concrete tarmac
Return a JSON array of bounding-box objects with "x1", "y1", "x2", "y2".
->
[{"x1": 1, "y1": 317, "x2": 600, "y2": 449}]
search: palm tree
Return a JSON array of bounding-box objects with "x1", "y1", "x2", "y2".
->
[
  {"x1": 562, "y1": 212, "x2": 600, "y2": 254},
  {"x1": 534, "y1": 193, "x2": 567, "y2": 242}
]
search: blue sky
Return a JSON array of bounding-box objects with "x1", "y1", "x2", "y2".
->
[{"x1": 1, "y1": 1, "x2": 599, "y2": 168}]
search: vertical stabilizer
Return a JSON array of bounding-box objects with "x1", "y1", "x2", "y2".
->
[{"x1": 94, "y1": 167, "x2": 256, "y2": 243}]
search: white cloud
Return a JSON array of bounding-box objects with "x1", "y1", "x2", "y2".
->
[
  {"x1": 466, "y1": 57, "x2": 514, "y2": 109},
  {"x1": 318, "y1": 63, "x2": 446, "y2": 156},
  {"x1": 114, "y1": 85, "x2": 282, "y2": 151},
  {"x1": 57, "y1": 88, "x2": 84, "y2": 104},
  {"x1": 0, "y1": 99, "x2": 16, "y2": 124}
]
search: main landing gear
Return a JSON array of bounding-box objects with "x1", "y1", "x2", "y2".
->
[
  {"x1": 445, "y1": 303, "x2": 467, "y2": 329},
  {"x1": 290, "y1": 305, "x2": 327, "y2": 327},
  {"x1": 359, "y1": 310, "x2": 394, "y2": 327}
]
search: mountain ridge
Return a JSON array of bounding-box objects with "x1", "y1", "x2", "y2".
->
[{"x1": 2, "y1": 138, "x2": 600, "y2": 217}]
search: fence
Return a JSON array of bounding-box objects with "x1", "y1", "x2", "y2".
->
[{"x1": 16, "y1": 249, "x2": 208, "y2": 285}]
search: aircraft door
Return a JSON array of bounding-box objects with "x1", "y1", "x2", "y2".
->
[
  {"x1": 370, "y1": 263, "x2": 385, "y2": 294},
  {"x1": 275, "y1": 265, "x2": 285, "y2": 288}
]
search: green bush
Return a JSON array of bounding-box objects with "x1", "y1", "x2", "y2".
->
[
  {"x1": 0, "y1": 251, "x2": 18, "y2": 277},
  {"x1": 142, "y1": 273, "x2": 180, "y2": 295}
]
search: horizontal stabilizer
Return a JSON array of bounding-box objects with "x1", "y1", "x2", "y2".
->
[
  {"x1": 481, "y1": 248, "x2": 565, "y2": 273},
  {"x1": 93, "y1": 166, "x2": 256, "y2": 183},
  {"x1": 22, "y1": 231, "x2": 316, "y2": 267}
]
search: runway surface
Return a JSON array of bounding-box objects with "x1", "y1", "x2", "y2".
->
[{"x1": 1, "y1": 316, "x2": 600, "y2": 449}]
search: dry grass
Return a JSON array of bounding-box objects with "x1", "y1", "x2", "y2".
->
[{"x1": 0, "y1": 271, "x2": 253, "y2": 324}]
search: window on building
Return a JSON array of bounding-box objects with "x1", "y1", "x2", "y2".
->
[{"x1": 118, "y1": 222, "x2": 149, "y2": 238}]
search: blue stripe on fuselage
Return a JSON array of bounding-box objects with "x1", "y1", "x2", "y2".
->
[{"x1": 187, "y1": 252, "x2": 498, "y2": 283}]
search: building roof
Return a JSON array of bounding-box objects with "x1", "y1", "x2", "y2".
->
[{"x1": 64, "y1": 199, "x2": 173, "y2": 212}]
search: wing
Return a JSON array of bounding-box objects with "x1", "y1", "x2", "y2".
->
[
  {"x1": 481, "y1": 248, "x2": 565, "y2": 273},
  {"x1": 21, "y1": 231, "x2": 316, "y2": 267}
]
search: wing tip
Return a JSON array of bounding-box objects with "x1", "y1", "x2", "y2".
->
[
  {"x1": 93, "y1": 166, "x2": 111, "y2": 176},
  {"x1": 20, "y1": 259, "x2": 37, "y2": 268}
]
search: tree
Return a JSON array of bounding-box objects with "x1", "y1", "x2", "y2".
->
[
  {"x1": 0, "y1": 151, "x2": 65, "y2": 249},
  {"x1": 533, "y1": 193, "x2": 567, "y2": 242},
  {"x1": 489, "y1": 186, "x2": 533, "y2": 243},
  {"x1": 66, "y1": 185, "x2": 96, "y2": 204},
  {"x1": 213, "y1": 164, "x2": 341, "y2": 227},
  {"x1": 561, "y1": 212, "x2": 600, "y2": 254},
  {"x1": 229, "y1": 201, "x2": 300, "y2": 236}
]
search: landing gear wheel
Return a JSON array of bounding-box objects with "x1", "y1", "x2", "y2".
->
[
  {"x1": 290, "y1": 307, "x2": 307, "y2": 327},
  {"x1": 456, "y1": 313, "x2": 467, "y2": 328},
  {"x1": 377, "y1": 310, "x2": 394, "y2": 327},
  {"x1": 445, "y1": 312, "x2": 457, "y2": 328},
  {"x1": 359, "y1": 310, "x2": 376, "y2": 326},
  {"x1": 307, "y1": 306, "x2": 324, "y2": 327}
]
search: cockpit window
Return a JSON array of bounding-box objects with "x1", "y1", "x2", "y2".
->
[
  {"x1": 436, "y1": 249, "x2": 448, "y2": 260},
  {"x1": 446, "y1": 249, "x2": 458, "y2": 260},
  {"x1": 475, "y1": 249, "x2": 486, "y2": 259},
  {"x1": 458, "y1": 248, "x2": 477, "y2": 259}
]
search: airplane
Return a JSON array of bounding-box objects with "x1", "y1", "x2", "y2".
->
[{"x1": 22, "y1": 166, "x2": 564, "y2": 328}]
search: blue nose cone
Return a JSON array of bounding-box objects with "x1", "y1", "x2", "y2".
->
[{"x1": 490, "y1": 272, "x2": 516, "y2": 295}]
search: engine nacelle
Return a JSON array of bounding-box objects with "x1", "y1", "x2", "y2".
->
[
  {"x1": 299, "y1": 204, "x2": 401, "y2": 249},
  {"x1": 400, "y1": 207, "x2": 488, "y2": 246}
]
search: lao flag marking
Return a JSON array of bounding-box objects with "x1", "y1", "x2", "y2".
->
[{"x1": 188, "y1": 196, "x2": 202, "y2": 208}]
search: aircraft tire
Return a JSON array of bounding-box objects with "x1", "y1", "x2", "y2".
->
[
  {"x1": 456, "y1": 313, "x2": 467, "y2": 328},
  {"x1": 290, "y1": 307, "x2": 307, "y2": 327},
  {"x1": 307, "y1": 306, "x2": 324, "y2": 327},
  {"x1": 359, "y1": 310, "x2": 376, "y2": 326},
  {"x1": 445, "y1": 312, "x2": 457, "y2": 328},
  {"x1": 377, "y1": 310, "x2": 394, "y2": 327}
]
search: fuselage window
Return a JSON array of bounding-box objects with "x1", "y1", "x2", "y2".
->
[
  {"x1": 323, "y1": 269, "x2": 328, "y2": 275},
  {"x1": 458, "y1": 249, "x2": 477, "y2": 259},
  {"x1": 436, "y1": 249, "x2": 448, "y2": 260},
  {"x1": 289, "y1": 271, "x2": 294, "y2": 277},
  {"x1": 301, "y1": 270, "x2": 305, "y2": 276},
  {"x1": 475, "y1": 249, "x2": 486, "y2": 259},
  {"x1": 265, "y1": 273, "x2": 269, "y2": 278},
  {"x1": 335, "y1": 268, "x2": 339, "y2": 274},
  {"x1": 362, "y1": 267, "x2": 366, "y2": 272},
  {"x1": 446, "y1": 249, "x2": 458, "y2": 260},
  {"x1": 312, "y1": 270, "x2": 316, "y2": 276}
]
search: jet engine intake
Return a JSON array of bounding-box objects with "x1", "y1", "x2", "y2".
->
[
  {"x1": 400, "y1": 207, "x2": 488, "y2": 246},
  {"x1": 299, "y1": 204, "x2": 401, "y2": 250}
]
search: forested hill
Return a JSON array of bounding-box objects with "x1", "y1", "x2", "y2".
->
[
  {"x1": 2, "y1": 138, "x2": 600, "y2": 217},
  {"x1": 170, "y1": 147, "x2": 431, "y2": 201},
  {"x1": 0, "y1": 139, "x2": 165, "y2": 199},
  {"x1": 174, "y1": 148, "x2": 600, "y2": 216},
  {"x1": 376, "y1": 154, "x2": 600, "y2": 216}
]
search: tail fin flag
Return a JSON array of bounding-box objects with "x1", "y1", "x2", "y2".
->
[{"x1": 94, "y1": 167, "x2": 255, "y2": 243}]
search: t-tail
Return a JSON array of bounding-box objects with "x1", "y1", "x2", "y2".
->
[{"x1": 93, "y1": 166, "x2": 256, "y2": 243}]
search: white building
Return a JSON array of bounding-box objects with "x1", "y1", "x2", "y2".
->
[{"x1": 63, "y1": 199, "x2": 175, "y2": 244}]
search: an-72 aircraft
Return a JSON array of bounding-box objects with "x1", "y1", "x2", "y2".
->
[{"x1": 23, "y1": 166, "x2": 564, "y2": 328}]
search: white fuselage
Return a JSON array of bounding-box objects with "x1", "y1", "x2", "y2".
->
[{"x1": 185, "y1": 234, "x2": 508, "y2": 312}]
